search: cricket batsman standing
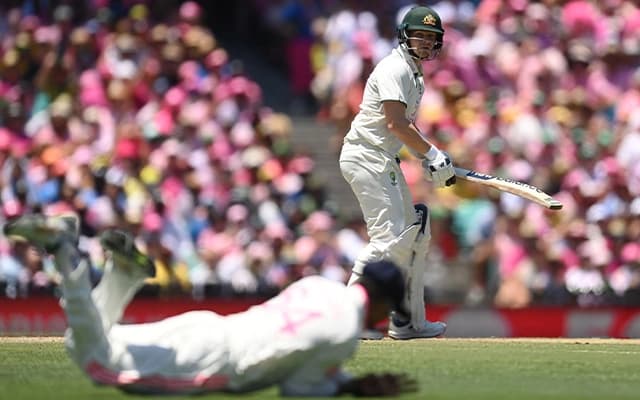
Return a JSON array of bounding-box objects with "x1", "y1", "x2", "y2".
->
[{"x1": 339, "y1": 5, "x2": 456, "y2": 339}]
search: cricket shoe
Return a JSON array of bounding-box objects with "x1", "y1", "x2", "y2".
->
[
  {"x1": 99, "y1": 229, "x2": 155, "y2": 278},
  {"x1": 388, "y1": 319, "x2": 447, "y2": 340},
  {"x1": 3, "y1": 213, "x2": 79, "y2": 253}
]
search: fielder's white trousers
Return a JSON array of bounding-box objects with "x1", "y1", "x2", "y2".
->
[
  {"x1": 339, "y1": 140, "x2": 416, "y2": 276},
  {"x1": 54, "y1": 242, "x2": 229, "y2": 394}
]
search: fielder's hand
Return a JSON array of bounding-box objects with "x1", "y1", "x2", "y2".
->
[
  {"x1": 340, "y1": 373, "x2": 418, "y2": 397},
  {"x1": 422, "y1": 146, "x2": 456, "y2": 188}
]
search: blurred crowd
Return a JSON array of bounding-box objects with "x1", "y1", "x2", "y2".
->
[
  {"x1": 1, "y1": 1, "x2": 639, "y2": 309},
  {"x1": 309, "y1": 0, "x2": 640, "y2": 307},
  {"x1": 0, "y1": 0, "x2": 365, "y2": 300}
]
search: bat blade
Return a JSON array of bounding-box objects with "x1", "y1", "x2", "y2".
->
[{"x1": 454, "y1": 167, "x2": 563, "y2": 210}]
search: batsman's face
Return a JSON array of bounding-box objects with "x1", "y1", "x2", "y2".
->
[{"x1": 407, "y1": 30, "x2": 438, "y2": 59}]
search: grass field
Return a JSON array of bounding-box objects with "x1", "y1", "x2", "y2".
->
[{"x1": 2, "y1": 338, "x2": 640, "y2": 399}]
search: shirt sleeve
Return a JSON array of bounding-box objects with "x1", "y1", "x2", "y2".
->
[{"x1": 376, "y1": 59, "x2": 410, "y2": 106}]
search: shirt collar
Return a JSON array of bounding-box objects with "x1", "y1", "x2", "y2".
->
[{"x1": 394, "y1": 45, "x2": 423, "y2": 77}]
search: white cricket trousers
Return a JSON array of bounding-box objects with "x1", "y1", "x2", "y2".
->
[
  {"x1": 339, "y1": 140, "x2": 416, "y2": 278},
  {"x1": 54, "y1": 242, "x2": 229, "y2": 394}
]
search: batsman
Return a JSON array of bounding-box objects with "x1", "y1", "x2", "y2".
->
[{"x1": 339, "y1": 5, "x2": 455, "y2": 339}]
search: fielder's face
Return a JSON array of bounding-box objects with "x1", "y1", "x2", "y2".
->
[{"x1": 407, "y1": 30, "x2": 438, "y2": 59}]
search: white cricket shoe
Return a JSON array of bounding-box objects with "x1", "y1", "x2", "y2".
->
[
  {"x1": 3, "y1": 213, "x2": 79, "y2": 253},
  {"x1": 100, "y1": 229, "x2": 156, "y2": 278},
  {"x1": 388, "y1": 319, "x2": 447, "y2": 340}
]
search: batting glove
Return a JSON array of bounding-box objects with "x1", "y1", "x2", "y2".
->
[{"x1": 422, "y1": 146, "x2": 456, "y2": 188}]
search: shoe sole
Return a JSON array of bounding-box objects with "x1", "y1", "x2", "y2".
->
[
  {"x1": 388, "y1": 326, "x2": 447, "y2": 340},
  {"x1": 359, "y1": 330, "x2": 385, "y2": 340},
  {"x1": 3, "y1": 215, "x2": 78, "y2": 252},
  {"x1": 388, "y1": 332, "x2": 445, "y2": 340}
]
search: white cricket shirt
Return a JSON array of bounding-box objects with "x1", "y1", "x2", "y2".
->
[
  {"x1": 345, "y1": 45, "x2": 424, "y2": 156},
  {"x1": 224, "y1": 276, "x2": 368, "y2": 395},
  {"x1": 92, "y1": 276, "x2": 367, "y2": 396}
]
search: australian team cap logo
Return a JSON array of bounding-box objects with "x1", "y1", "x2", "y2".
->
[{"x1": 423, "y1": 14, "x2": 437, "y2": 26}]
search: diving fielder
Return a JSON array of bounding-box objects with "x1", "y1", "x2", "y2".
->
[
  {"x1": 339, "y1": 6, "x2": 455, "y2": 339},
  {"x1": 4, "y1": 214, "x2": 416, "y2": 396}
]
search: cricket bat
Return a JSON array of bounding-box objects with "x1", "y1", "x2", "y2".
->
[{"x1": 454, "y1": 167, "x2": 563, "y2": 210}]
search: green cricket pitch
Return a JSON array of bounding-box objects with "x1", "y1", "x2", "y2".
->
[{"x1": 2, "y1": 337, "x2": 640, "y2": 399}]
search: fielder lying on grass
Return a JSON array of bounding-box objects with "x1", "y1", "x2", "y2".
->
[{"x1": 3, "y1": 213, "x2": 416, "y2": 397}]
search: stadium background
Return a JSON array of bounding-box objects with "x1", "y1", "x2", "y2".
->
[{"x1": 1, "y1": 0, "x2": 639, "y2": 336}]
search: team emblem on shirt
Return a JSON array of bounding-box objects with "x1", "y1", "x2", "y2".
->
[
  {"x1": 390, "y1": 171, "x2": 398, "y2": 186},
  {"x1": 423, "y1": 14, "x2": 436, "y2": 26}
]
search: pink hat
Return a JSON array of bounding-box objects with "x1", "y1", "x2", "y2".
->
[
  {"x1": 206, "y1": 49, "x2": 229, "y2": 69},
  {"x1": 226, "y1": 204, "x2": 249, "y2": 223},
  {"x1": 86, "y1": 197, "x2": 117, "y2": 228},
  {"x1": 274, "y1": 173, "x2": 303, "y2": 195},
  {"x1": 208, "y1": 135, "x2": 233, "y2": 161},
  {"x1": 161, "y1": 176, "x2": 185, "y2": 199},
  {"x1": 621, "y1": 243, "x2": 640, "y2": 264},
  {"x1": 263, "y1": 222, "x2": 291, "y2": 240},
  {"x1": 165, "y1": 87, "x2": 187, "y2": 108},
  {"x1": 287, "y1": 155, "x2": 314, "y2": 174},
  {"x1": 577, "y1": 239, "x2": 611, "y2": 266},
  {"x1": 179, "y1": 100, "x2": 210, "y2": 126},
  {"x1": 44, "y1": 202, "x2": 74, "y2": 216},
  {"x1": 294, "y1": 236, "x2": 318, "y2": 264},
  {"x1": 213, "y1": 82, "x2": 232, "y2": 102},
  {"x1": 250, "y1": 183, "x2": 270, "y2": 203},
  {"x1": 2, "y1": 198, "x2": 23, "y2": 217},
  {"x1": 180, "y1": 1, "x2": 202, "y2": 21},
  {"x1": 229, "y1": 76, "x2": 252, "y2": 96},
  {"x1": 142, "y1": 211, "x2": 163, "y2": 232},
  {"x1": 11, "y1": 138, "x2": 31, "y2": 158},
  {"x1": 198, "y1": 231, "x2": 235, "y2": 256},
  {"x1": 562, "y1": 168, "x2": 588, "y2": 190},
  {"x1": 115, "y1": 138, "x2": 140, "y2": 159},
  {"x1": 353, "y1": 30, "x2": 374, "y2": 59},
  {"x1": 154, "y1": 108, "x2": 175, "y2": 135},
  {"x1": 507, "y1": 159, "x2": 533, "y2": 181},
  {"x1": 303, "y1": 211, "x2": 334, "y2": 234},
  {"x1": 230, "y1": 121, "x2": 255, "y2": 147},
  {"x1": 34, "y1": 26, "x2": 60, "y2": 44},
  {"x1": 232, "y1": 167, "x2": 253, "y2": 187},
  {"x1": 246, "y1": 241, "x2": 273, "y2": 262},
  {"x1": 0, "y1": 128, "x2": 11, "y2": 151}
]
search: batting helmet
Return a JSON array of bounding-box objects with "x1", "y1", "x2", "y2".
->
[{"x1": 397, "y1": 6, "x2": 444, "y2": 59}]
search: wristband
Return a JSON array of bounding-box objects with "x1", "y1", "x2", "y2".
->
[{"x1": 424, "y1": 145, "x2": 439, "y2": 161}]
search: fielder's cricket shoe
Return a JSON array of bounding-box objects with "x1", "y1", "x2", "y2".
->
[
  {"x1": 388, "y1": 319, "x2": 447, "y2": 340},
  {"x1": 2, "y1": 213, "x2": 79, "y2": 253},
  {"x1": 99, "y1": 229, "x2": 155, "y2": 278}
]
